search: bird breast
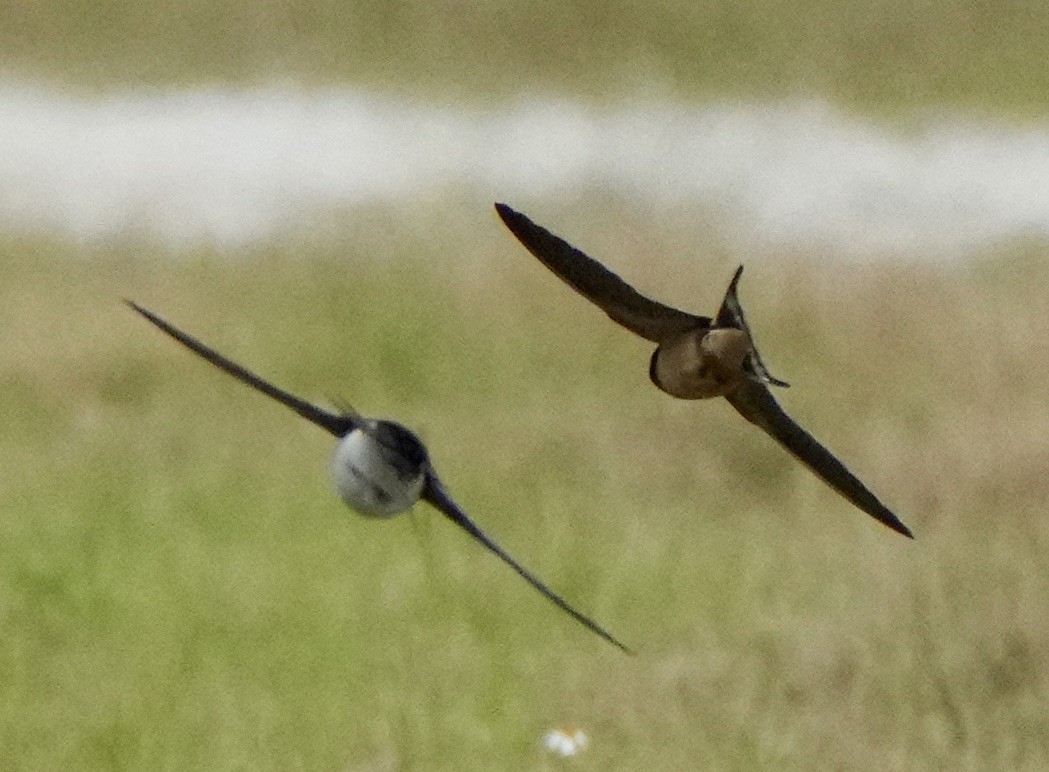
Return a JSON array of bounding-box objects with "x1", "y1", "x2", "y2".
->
[
  {"x1": 331, "y1": 429, "x2": 426, "y2": 518},
  {"x1": 650, "y1": 328, "x2": 749, "y2": 400}
]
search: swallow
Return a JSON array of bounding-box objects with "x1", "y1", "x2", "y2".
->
[
  {"x1": 127, "y1": 301, "x2": 631, "y2": 652},
  {"x1": 495, "y1": 203, "x2": 912, "y2": 539}
]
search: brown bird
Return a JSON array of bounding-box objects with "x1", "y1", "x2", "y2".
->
[
  {"x1": 127, "y1": 300, "x2": 631, "y2": 652},
  {"x1": 495, "y1": 203, "x2": 912, "y2": 539}
]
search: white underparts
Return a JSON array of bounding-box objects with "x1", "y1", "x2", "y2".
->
[{"x1": 331, "y1": 429, "x2": 425, "y2": 518}]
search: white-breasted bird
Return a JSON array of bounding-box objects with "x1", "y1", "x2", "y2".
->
[{"x1": 128, "y1": 301, "x2": 630, "y2": 653}]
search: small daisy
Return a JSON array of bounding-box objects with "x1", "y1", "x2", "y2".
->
[{"x1": 542, "y1": 727, "x2": 589, "y2": 757}]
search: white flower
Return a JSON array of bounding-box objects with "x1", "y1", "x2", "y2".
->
[{"x1": 542, "y1": 727, "x2": 589, "y2": 757}]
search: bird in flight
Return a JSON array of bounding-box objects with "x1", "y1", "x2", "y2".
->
[
  {"x1": 127, "y1": 300, "x2": 631, "y2": 652},
  {"x1": 495, "y1": 203, "x2": 912, "y2": 539}
]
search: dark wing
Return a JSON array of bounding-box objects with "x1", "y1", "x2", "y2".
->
[
  {"x1": 422, "y1": 470, "x2": 632, "y2": 653},
  {"x1": 726, "y1": 380, "x2": 913, "y2": 538},
  {"x1": 495, "y1": 203, "x2": 707, "y2": 343},
  {"x1": 127, "y1": 301, "x2": 355, "y2": 437},
  {"x1": 715, "y1": 266, "x2": 789, "y2": 388}
]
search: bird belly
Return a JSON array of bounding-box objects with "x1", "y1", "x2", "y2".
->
[
  {"x1": 331, "y1": 430, "x2": 426, "y2": 518},
  {"x1": 651, "y1": 332, "x2": 733, "y2": 400}
]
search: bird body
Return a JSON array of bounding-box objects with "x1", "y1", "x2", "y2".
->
[
  {"x1": 128, "y1": 300, "x2": 630, "y2": 653},
  {"x1": 496, "y1": 202, "x2": 913, "y2": 539},
  {"x1": 331, "y1": 420, "x2": 428, "y2": 518},
  {"x1": 650, "y1": 327, "x2": 751, "y2": 399}
]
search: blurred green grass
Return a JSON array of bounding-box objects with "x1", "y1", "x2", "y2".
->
[
  {"x1": 3, "y1": 0, "x2": 1049, "y2": 116},
  {"x1": 1, "y1": 214, "x2": 1049, "y2": 769}
]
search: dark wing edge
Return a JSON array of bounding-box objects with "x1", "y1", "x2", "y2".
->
[
  {"x1": 715, "y1": 266, "x2": 789, "y2": 388},
  {"x1": 495, "y1": 203, "x2": 707, "y2": 343},
  {"x1": 422, "y1": 470, "x2": 633, "y2": 654},
  {"x1": 726, "y1": 382, "x2": 913, "y2": 538},
  {"x1": 126, "y1": 300, "x2": 355, "y2": 437}
]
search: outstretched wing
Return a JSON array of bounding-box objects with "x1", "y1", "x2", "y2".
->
[
  {"x1": 714, "y1": 266, "x2": 789, "y2": 388},
  {"x1": 127, "y1": 301, "x2": 356, "y2": 437},
  {"x1": 496, "y1": 203, "x2": 707, "y2": 343},
  {"x1": 423, "y1": 470, "x2": 632, "y2": 653},
  {"x1": 726, "y1": 380, "x2": 913, "y2": 538}
]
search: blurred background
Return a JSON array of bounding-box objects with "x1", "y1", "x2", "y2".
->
[{"x1": 2, "y1": 1, "x2": 1048, "y2": 769}]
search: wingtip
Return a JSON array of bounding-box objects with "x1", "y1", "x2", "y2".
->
[
  {"x1": 124, "y1": 299, "x2": 156, "y2": 321},
  {"x1": 124, "y1": 299, "x2": 159, "y2": 323},
  {"x1": 422, "y1": 473, "x2": 635, "y2": 654},
  {"x1": 886, "y1": 517, "x2": 915, "y2": 539},
  {"x1": 494, "y1": 201, "x2": 516, "y2": 224}
]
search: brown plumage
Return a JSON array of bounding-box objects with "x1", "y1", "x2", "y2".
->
[{"x1": 496, "y1": 203, "x2": 912, "y2": 539}]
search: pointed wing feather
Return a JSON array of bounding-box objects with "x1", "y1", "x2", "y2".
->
[
  {"x1": 127, "y1": 301, "x2": 355, "y2": 437},
  {"x1": 496, "y1": 203, "x2": 707, "y2": 343},
  {"x1": 423, "y1": 471, "x2": 632, "y2": 653},
  {"x1": 726, "y1": 381, "x2": 913, "y2": 538}
]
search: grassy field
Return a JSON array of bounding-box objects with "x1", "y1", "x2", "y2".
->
[
  {"x1": 2, "y1": 0, "x2": 1048, "y2": 116},
  {"x1": 4, "y1": 0, "x2": 1047, "y2": 766},
  {"x1": 1, "y1": 209, "x2": 1047, "y2": 769}
]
